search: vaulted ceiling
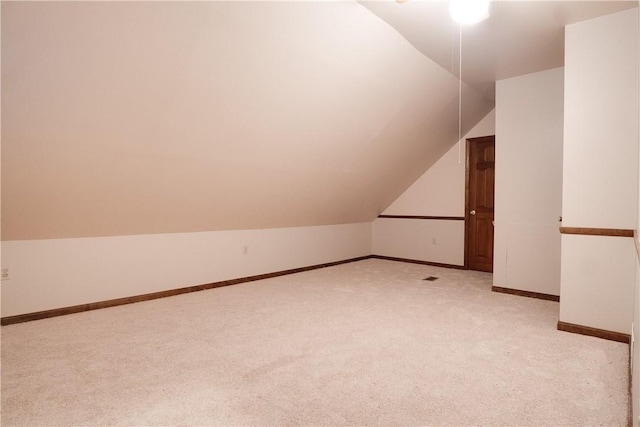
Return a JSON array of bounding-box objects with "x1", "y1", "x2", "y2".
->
[
  {"x1": 2, "y1": 1, "x2": 635, "y2": 240},
  {"x1": 2, "y1": 1, "x2": 493, "y2": 239},
  {"x1": 361, "y1": 0, "x2": 638, "y2": 101}
]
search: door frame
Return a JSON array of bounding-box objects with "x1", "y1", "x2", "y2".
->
[{"x1": 464, "y1": 135, "x2": 496, "y2": 270}]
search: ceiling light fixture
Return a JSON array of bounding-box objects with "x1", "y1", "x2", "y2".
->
[{"x1": 449, "y1": 0, "x2": 490, "y2": 25}]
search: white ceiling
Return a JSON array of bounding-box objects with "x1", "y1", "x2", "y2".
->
[{"x1": 359, "y1": 0, "x2": 638, "y2": 101}]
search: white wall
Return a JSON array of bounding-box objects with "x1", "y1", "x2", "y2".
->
[
  {"x1": 372, "y1": 218, "x2": 464, "y2": 265},
  {"x1": 561, "y1": 235, "x2": 636, "y2": 332},
  {"x1": 1, "y1": 223, "x2": 371, "y2": 317},
  {"x1": 371, "y1": 110, "x2": 495, "y2": 266},
  {"x1": 494, "y1": 67, "x2": 564, "y2": 296},
  {"x1": 634, "y1": 250, "x2": 640, "y2": 426},
  {"x1": 560, "y1": 8, "x2": 638, "y2": 334},
  {"x1": 563, "y1": 10, "x2": 639, "y2": 229},
  {"x1": 382, "y1": 110, "x2": 495, "y2": 217},
  {"x1": 634, "y1": 7, "x2": 640, "y2": 426}
]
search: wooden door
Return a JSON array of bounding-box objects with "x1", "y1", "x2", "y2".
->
[{"x1": 466, "y1": 136, "x2": 495, "y2": 272}]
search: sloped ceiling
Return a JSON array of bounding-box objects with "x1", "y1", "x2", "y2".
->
[
  {"x1": 1, "y1": 1, "x2": 493, "y2": 240},
  {"x1": 361, "y1": 0, "x2": 638, "y2": 101}
]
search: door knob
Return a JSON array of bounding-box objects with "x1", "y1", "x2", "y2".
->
[{"x1": 470, "y1": 210, "x2": 476, "y2": 215}]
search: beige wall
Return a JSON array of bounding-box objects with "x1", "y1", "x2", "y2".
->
[
  {"x1": 382, "y1": 110, "x2": 496, "y2": 218},
  {"x1": 635, "y1": 6, "x2": 640, "y2": 426},
  {"x1": 562, "y1": 11, "x2": 639, "y2": 230},
  {"x1": 372, "y1": 218, "x2": 465, "y2": 265},
  {"x1": 560, "y1": 8, "x2": 638, "y2": 334},
  {"x1": 1, "y1": 1, "x2": 492, "y2": 241},
  {"x1": 635, "y1": 5, "x2": 640, "y2": 422},
  {"x1": 561, "y1": 235, "x2": 636, "y2": 332},
  {"x1": 494, "y1": 67, "x2": 564, "y2": 296},
  {"x1": 371, "y1": 110, "x2": 495, "y2": 265},
  {"x1": 1, "y1": 223, "x2": 372, "y2": 317},
  {"x1": 0, "y1": 1, "x2": 496, "y2": 318},
  {"x1": 635, "y1": 269, "x2": 640, "y2": 420}
]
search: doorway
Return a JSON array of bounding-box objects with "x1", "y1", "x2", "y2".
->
[{"x1": 465, "y1": 135, "x2": 495, "y2": 272}]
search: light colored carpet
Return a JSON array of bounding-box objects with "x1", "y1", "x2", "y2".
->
[{"x1": 1, "y1": 259, "x2": 629, "y2": 426}]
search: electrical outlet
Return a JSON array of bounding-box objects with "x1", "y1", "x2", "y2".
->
[
  {"x1": 1, "y1": 268, "x2": 10, "y2": 281},
  {"x1": 432, "y1": 238, "x2": 437, "y2": 245},
  {"x1": 243, "y1": 245, "x2": 248, "y2": 255}
]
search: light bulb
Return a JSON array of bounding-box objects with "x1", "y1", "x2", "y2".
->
[{"x1": 449, "y1": 0, "x2": 490, "y2": 25}]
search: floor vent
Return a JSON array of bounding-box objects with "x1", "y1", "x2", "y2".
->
[{"x1": 423, "y1": 276, "x2": 439, "y2": 281}]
